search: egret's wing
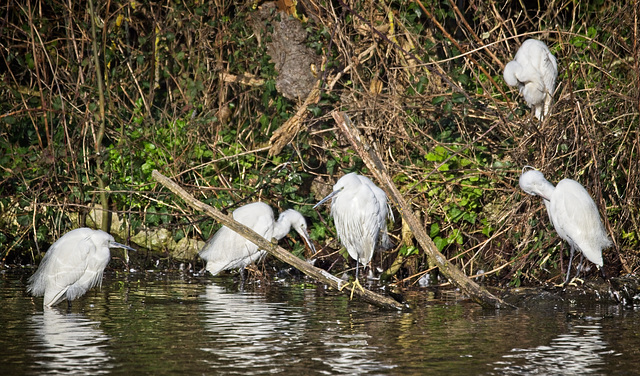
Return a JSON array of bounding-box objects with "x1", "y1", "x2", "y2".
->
[
  {"x1": 541, "y1": 51, "x2": 558, "y2": 94},
  {"x1": 549, "y1": 179, "x2": 607, "y2": 266},
  {"x1": 200, "y1": 225, "x2": 260, "y2": 273},
  {"x1": 370, "y1": 185, "x2": 392, "y2": 221},
  {"x1": 232, "y1": 203, "x2": 274, "y2": 233},
  {"x1": 200, "y1": 226, "x2": 238, "y2": 259},
  {"x1": 511, "y1": 41, "x2": 548, "y2": 91},
  {"x1": 27, "y1": 247, "x2": 55, "y2": 297},
  {"x1": 199, "y1": 226, "x2": 246, "y2": 275},
  {"x1": 233, "y1": 203, "x2": 274, "y2": 250},
  {"x1": 42, "y1": 234, "x2": 96, "y2": 306},
  {"x1": 369, "y1": 185, "x2": 394, "y2": 249},
  {"x1": 64, "y1": 241, "x2": 111, "y2": 302},
  {"x1": 199, "y1": 202, "x2": 274, "y2": 275},
  {"x1": 200, "y1": 203, "x2": 273, "y2": 258},
  {"x1": 234, "y1": 208, "x2": 273, "y2": 267},
  {"x1": 355, "y1": 175, "x2": 394, "y2": 245},
  {"x1": 549, "y1": 182, "x2": 587, "y2": 237},
  {"x1": 550, "y1": 181, "x2": 594, "y2": 235},
  {"x1": 332, "y1": 186, "x2": 379, "y2": 265},
  {"x1": 525, "y1": 40, "x2": 556, "y2": 94}
]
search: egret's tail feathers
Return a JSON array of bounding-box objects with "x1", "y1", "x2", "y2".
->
[
  {"x1": 379, "y1": 231, "x2": 394, "y2": 250},
  {"x1": 44, "y1": 287, "x2": 69, "y2": 307},
  {"x1": 204, "y1": 262, "x2": 227, "y2": 277}
]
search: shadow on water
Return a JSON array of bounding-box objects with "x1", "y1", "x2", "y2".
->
[{"x1": 29, "y1": 309, "x2": 112, "y2": 375}]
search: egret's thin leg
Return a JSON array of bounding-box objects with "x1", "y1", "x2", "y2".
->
[
  {"x1": 349, "y1": 263, "x2": 359, "y2": 300},
  {"x1": 350, "y1": 262, "x2": 365, "y2": 300},
  {"x1": 575, "y1": 254, "x2": 585, "y2": 279},
  {"x1": 565, "y1": 247, "x2": 576, "y2": 285},
  {"x1": 239, "y1": 268, "x2": 246, "y2": 291},
  {"x1": 355, "y1": 262, "x2": 359, "y2": 283}
]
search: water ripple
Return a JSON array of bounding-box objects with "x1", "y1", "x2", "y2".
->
[
  {"x1": 492, "y1": 323, "x2": 616, "y2": 375},
  {"x1": 28, "y1": 309, "x2": 112, "y2": 375}
]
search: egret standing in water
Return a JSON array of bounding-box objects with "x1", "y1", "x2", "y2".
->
[
  {"x1": 504, "y1": 39, "x2": 558, "y2": 120},
  {"x1": 519, "y1": 168, "x2": 612, "y2": 284},
  {"x1": 314, "y1": 173, "x2": 394, "y2": 296},
  {"x1": 199, "y1": 202, "x2": 316, "y2": 281},
  {"x1": 27, "y1": 227, "x2": 136, "y2": 308}
]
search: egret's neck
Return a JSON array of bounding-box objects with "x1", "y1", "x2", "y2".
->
[
  {"x1": 272, "y1": 216, "x2": 292, "y2": 241},
  {"x1": 537, "y1": 180, "x2": 555, "y2": 202}
]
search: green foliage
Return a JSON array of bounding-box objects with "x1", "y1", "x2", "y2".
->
[
  {"x1": 509, "y1": 271, "x2": 522, "y2": 288},
  {"x1": 0, "y1": 0, "x2": 323, "y2": 263},
  {"x1": 0, "y1": 0, "x2": 637, "y2": 287},
  {"x1": 399, "y1": 245, "x2": 419, "y2": 257},
  {"x1": 418, "y1": 143, "x2": 494, "y2": 253}
]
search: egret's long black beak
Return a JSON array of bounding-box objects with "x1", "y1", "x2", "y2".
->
[
  {"x1": 313, "y1": 188, "x2": 341, "y2": 209},
  {"x1": 299, "y1": 231, "x2": 317, "y2": 254},
  {"x1": 110, "y1": 241, "x2": 136, "y2": 252}
]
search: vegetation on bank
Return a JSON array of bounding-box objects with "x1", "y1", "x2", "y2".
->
[{"x1": 1, "y1": 0, "x2": 637, "y2": 287}]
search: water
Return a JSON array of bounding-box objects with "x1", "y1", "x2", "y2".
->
[{"x1": 2, "y1": 269, "x2": 640, "y2": 375}]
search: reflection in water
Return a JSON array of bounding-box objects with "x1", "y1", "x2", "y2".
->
[
  {"x1": 3, "y1": 271, "x2": 636, "y2": 375},
  {"x1": 200, "y1": 283, "x2": 304, "y2": 373},
  {"x1": 493, "y1": 322, "x2": 612, "y2": 375},
  {"x1": 319, "y1": 327, "x2": 397, "y2": 375},
  {"x1": 200, "y1": 283, "x2": 394, "y2": 375},
  {"x1": 29, "y1": 309, "x2": 112, "y2": 375},
  {"x1": 202, "y1": 285, "x2": 304, "y2": 373}
]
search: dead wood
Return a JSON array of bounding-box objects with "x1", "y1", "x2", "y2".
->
[{"x1": 269, "y1": 80, "x2": 322, "y2": 157}]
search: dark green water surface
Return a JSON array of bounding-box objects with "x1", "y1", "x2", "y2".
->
[{"x1": 1, "y1": 269, "x2": 639, "y2": 375}]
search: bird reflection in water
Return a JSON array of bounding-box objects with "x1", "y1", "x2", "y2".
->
[
  {"x1": 199, "y1": 283, "x2": 395, "y2": 374},
  {"x1": 29, "y1": 309, "x2": 112, "y2": 375},
  {"x1": 493, "y1": 322, "x2": 613, "y2": 375},
  {"x1": 199, "y1": 283, "x2": 303, "y2": 373}
]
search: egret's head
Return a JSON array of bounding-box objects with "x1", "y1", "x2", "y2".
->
[
  {"x1": 312, "y1": 174, "x2": 353, "y2": 209},
  {"x1": 503, "y1": 60, "x2": 521, "y2": 87},
  {"x1": 280, "y1": 209, "x2": 316, "y2": 254},
  {"x1": 93, "y1": 230, "x2": 136, "y2": 251},
  {"x1": 519, "y1": 168, "x2": 553, "y2": 201}
]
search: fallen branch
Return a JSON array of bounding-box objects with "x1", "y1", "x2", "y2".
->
[
  {"x1": 268, "y1": 79, "x2": 322, "y2": 157},
  {"x1": 152, "y1": 170, "x2": 406, "y2": 311},
  {"x1": 331, "y1": 111, "x2": 514, "y2": 309}
]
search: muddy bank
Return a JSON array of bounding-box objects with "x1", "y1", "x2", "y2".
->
[{"x1": 496, "y1": 275, "x2": 640, "y2": 308}]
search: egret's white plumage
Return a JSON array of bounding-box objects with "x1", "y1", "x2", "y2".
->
[
  {"x1": 199, "y1": 202, "x2": 315, "y2": 277},
  {"x1": 504, "y1": 39, "x2": 558, "y2": 120},
  {"x1": 27, "y1": 228, "x2": 135, "y2": 308},
  {"x1": 314, "y1": 173, "x2": 394, "y2": 282},
  {"x1": 519, "y1": 169, "x2": 612, "y2": 283}
]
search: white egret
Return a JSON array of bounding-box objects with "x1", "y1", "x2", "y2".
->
[
  {"x1": 519, "y1": 168, "x2": 612, "y2": 284},
  {"x1": 27, "y1": 227, "x2": 136, "y2": 308},
  {"x1": 504, "y1": 39, "x2": 558, "y2": 120},
  {"x1": 199, "y1": 202, "x2": 316, "y2": 279},
  {"x1": 314, "y1": 172, "x2": 394, "y2": 295}
]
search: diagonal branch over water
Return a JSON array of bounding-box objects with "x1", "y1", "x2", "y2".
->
[
  {"x1": 152, "y1": 170, "x2": 406, "y2": 311},
  {"x1": 331, "y1": 111, "x2": 515, "y2": 310}
]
